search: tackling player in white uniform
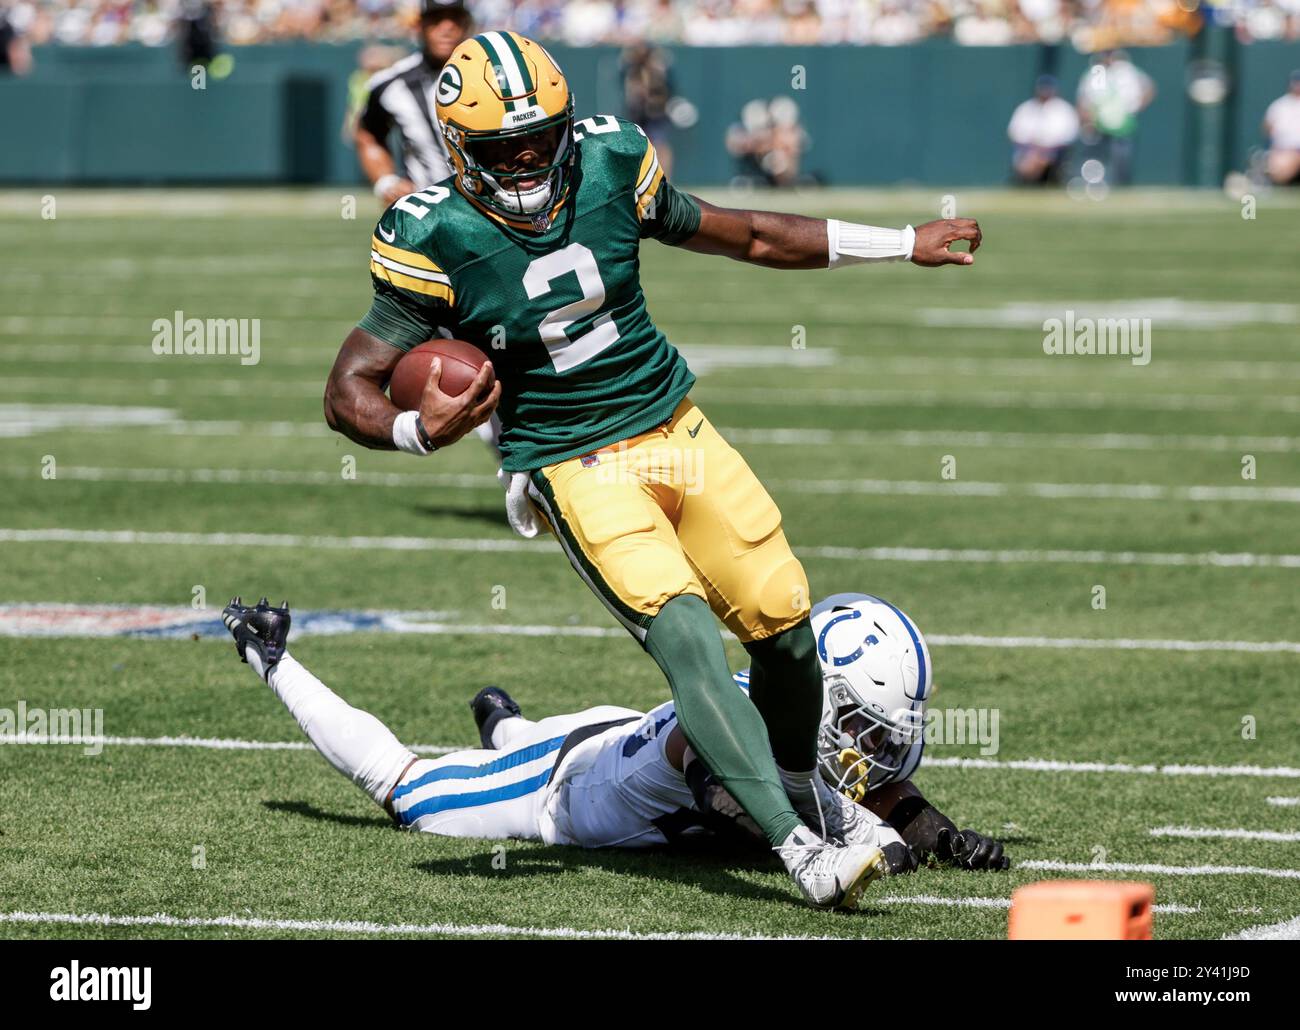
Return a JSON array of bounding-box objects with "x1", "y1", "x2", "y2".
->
[{"x1": 221, "y1": 592, "x2": 1007, "y2": 911}]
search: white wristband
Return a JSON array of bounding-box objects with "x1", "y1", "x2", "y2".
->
[
  {"x1": 826, "y1": 220, "x2": 915, "y2": 267},
  {"x1": 392, "y1": 410, "x2": 431, "y2": 456},
  {"x1": 374, "y1": 173, "x2": 402, "y2": 200}
]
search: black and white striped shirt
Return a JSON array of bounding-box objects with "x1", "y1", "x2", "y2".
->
[{"x1": 359, "y1": 52, "x2": 454, "y2": 188}]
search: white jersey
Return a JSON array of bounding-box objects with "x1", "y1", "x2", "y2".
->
[
  {"x1": 390, "y1": 671, "x2": 922, "y2": 848},
  {"x1": 545, "y1": 697, "x2": 699, "y2": 848}
]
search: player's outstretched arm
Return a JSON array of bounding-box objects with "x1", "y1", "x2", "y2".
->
[
  {"x1": 860, "y1": 780, "x2": 1010, "y2": 871},
  {"x1": 323, "y1": 327, "x2": 499, "y2": 452},
  {"x1": 682, "y1": 196, "x2": 981, "y2": 269}
]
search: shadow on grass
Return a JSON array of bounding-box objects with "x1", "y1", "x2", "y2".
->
[
  {"x1": 410, "y1": 502, "x2": 510, "y2": 530},
  {"x1": 261, "y1": 798, "x2": 897, "y2": 914},
  {"x1": 262, "y1": 799, "x2": 392, "y2": 830},
  {"x1": 413, "y1": 838, "x2": 827, "y2": 909}
]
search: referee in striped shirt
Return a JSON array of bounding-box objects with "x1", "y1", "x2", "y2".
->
[{"x1": 354, "y1": 0, "x2": 473, "y2": 207}]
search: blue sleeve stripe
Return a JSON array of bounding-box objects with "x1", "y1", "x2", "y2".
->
[
  {"x1": 398, "y1": 768, "x2": 553, "y2": 826},
  {"x1": 391, "y1": 735, "x2": 566, "y2": 800}
]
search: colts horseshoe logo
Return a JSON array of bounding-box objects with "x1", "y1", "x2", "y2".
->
[{"x1": 816, "y1": 609, "x2": 881, "y2": 667}]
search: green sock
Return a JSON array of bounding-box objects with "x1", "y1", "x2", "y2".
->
[
  {"x1": 742, "y1": 618, "x2": 823, "y2": 773},
  {"x1": 644, "y1": 595, "x2": 802, "y2": 847}
]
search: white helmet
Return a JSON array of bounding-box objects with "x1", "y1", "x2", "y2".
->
[{"x1": 811, "y1": 593, "x2": 932, "y2": 800}]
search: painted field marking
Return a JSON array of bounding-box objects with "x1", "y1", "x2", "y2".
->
[
  {"x1": 1267, "y1": 797, "x2": 1300, "y2": 807},
  {"x1": 6, "y1": 373, "x2": 1300, "y2": 414},
  {"x1": 779, "y1": 477, "x2": 1300, "y2": 504},
  {"x1": 9, "y1": 463, "x2": 1299, "y2": 505},
  {"x1": 1020, "y1": 859, "x2": 1300, "y2": 880},
  {"x1": 926, "y1": 635, "x2": 1300, "y2": 654},
  {"x1": 0, "y1": 910, "x2": 853, "y2": 942},
  {"x1": 723, "y1": 426, "x2": 1300, "y2": 454},
  {"x1": 0, "y1": 734, "x2": 459, "y2": 756},
  {"x1": 1150, "y1": 826, "x2": 1300, "y2": 843},
  {"x1": 1, "y1": 601, "x2": 1297, "y2": 655},
  {"x1": 4, "y1": 729, "x2": 1299, "y2": 781},
  {"x1": 1224, "y1": 915, "x2": 1300, "y2": 940},
  {"x1": 11, "y1": 407, "x2": 1299, "y2": 455},
  {"x1": 710, "y1": 386, "x2": 1300, "y2": 414},
  {"x1": 7, "y1": 526, "x2": 1300, "y2": 572},
  {"x1": 916, "y1": 298, "x2": 1300, "y2": 330},
  {"x1": 10, "y1": 340, "x2": 1300, "y2": 383},
  {"x1": 874, "y1": 895, "x2": 1199, "y2": 915},
  {"x1": 924, "y1": 757, "x2": 1300, "y2": 779}
]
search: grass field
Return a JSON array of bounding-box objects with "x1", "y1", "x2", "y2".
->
[{"x1": 1, "y1": 186, "x2": 1298, "y2": 940}]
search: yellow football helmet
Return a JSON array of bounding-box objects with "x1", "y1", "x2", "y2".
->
[{"x1": 434, "y1": 31, "x2": 575, "y2": 226}]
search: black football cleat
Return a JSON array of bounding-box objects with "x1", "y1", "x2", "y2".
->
[
  {"x1": 470, "y1": 686, "x2": 523, "y2": 749},
  {"x1": 222, "y1": 596, "x2": 291, "y2": 672}
]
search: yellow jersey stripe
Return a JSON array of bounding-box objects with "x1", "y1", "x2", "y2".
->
[
  {"x1": 370, "y1": 259, "x2": 455, "y2": 304},
  {"x1": 370, "y1": 251, "x2": 452, "y2": 285},
  {"x1": 371, "y1": 236, "x2": 444, "y2": 273},
  {"x1": 636, "y1": 166, "x2": 664, "y2": 219},
  {"x1": 636, "y1": 140, "x2": 658, "y2": 191}
]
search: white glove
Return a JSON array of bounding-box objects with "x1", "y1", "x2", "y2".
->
[{"x1": 497, "y1": 467, "x2": 541, "y2": 539}]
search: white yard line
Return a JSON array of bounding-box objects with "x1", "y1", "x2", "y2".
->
[
  {"x1": 779, "y1": 477, "x2": 1300, "y2": 504},
  {"x1": 926, "y1": 635, "x2": 1300, "y2": 654},
  {"x1": 0, "y1": 527, "x2": 541, "y2": 553},
  {"x1": 805, "y1": 545, "x2": 1300, "y2": 569},
  {"x1": 1020, "y1": 860, "x2": 1300, "y2": 880},
  {"x1": 708, "y1": 386, "x2": 1300, "y2": 414},
  {"x1": 5, "y1": 375, "x2": 1300, "y2": 413},
  {"x1": 0, "y1": 734, "x2": 459, "y2": 755},
  {"x1": 1266, "y1": 797, "x2": 1300, "y2": 807},
  {"x1": 13, "y1": 409, "x2": 1300, "y2": 454},
  {"x1": 1223, "y1": 915, "x2": 1300, "y2": 940},
  {"x1": 5, "y1": 730, "x2": 1300, "y2": 782},
  {"x1": 0, "y1": 910, "x2": 854, "y2": 941},
  {"x1": 2, "y1": 599, "x2": 1297, "y2": 654},
  {"x1": 0, "y1": 465, "x2": 498, "y2": 490},
  {"x1": 875, "y1": 895, "x2": 1199, "y2": 915},
  {"x1": 1149, "y1": 826, "x2": 1300, "y2": 843},
  {"x1": 7, "y1": 464, "x2": 1300, "y2": 505},
  {"x1": 925, "y1": 757, "x2": 1300, "y2": 779},
  {"x1": 5, "y1": 527, "x2": 1300, "y2": 574},
  {"x1": 724, "y1": 426, "x2": 1300, "y2": 454}
]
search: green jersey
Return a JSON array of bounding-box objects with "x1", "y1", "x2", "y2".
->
[{"x1": 358, "y1": 115, "x2": 702, "y2": 472}]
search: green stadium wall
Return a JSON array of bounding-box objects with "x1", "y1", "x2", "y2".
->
[{"x1": 2, "y1": 34, "x2": 1296, "y2": 186}]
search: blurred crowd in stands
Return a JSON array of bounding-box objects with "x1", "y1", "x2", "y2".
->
[{"x1": 4, "y1": 0, "x2": 1300, "y2": 49}]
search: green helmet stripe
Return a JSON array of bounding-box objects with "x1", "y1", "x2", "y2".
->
[
  {"x1": 475, "y1": 31, "x2": 533, "y2": 113},
  {"x1": 498, "y1": 32, "x2": 535, "y2": 96}
]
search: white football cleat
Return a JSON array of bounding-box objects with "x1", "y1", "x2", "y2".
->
[
  {"x1": 790, "y1": 769, "x2": 903, "y2": 850},
  {"x1": 778, "y1": 832, "x2": 888, "y2": 911}
]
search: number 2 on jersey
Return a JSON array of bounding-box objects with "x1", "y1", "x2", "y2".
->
[{"x1": 522, "y1": 243, "x2": 621, "y2": 373}]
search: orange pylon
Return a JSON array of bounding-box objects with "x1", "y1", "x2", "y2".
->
[{"x1": 1007, "y1": 880, "x2": 1154, "y2": 940}]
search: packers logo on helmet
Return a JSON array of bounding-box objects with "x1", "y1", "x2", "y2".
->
[{"x1": 435, "y1": 31, "x2": 575, "y2": 228}]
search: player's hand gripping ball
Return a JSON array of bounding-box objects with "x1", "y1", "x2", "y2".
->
[{"x1": 388, "y1": 339, "x2": 491, "y2": 410}]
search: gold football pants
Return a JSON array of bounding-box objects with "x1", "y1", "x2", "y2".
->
[{"x1": 527, "y1": 397, "x2": 810, "y2": 643}]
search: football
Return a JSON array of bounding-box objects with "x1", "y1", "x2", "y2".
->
[{"x1": 387, "y1": 339, "x2": 490, "y2": 410}]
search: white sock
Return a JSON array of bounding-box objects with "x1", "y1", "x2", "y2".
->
[
  {"x1": 778, "y1": 766, "x2": 817, "y2": 802},
  {"x1": 490, "y1": 715, "x2": 530, "y2": 750},
  {"x1": 776, "y1": 825, "x2": 823, "y2": 868},
  {"x1": 266, "y1": 653, "x2": 415, "y2": 805}
]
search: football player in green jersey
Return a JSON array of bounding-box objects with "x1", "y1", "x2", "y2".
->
[{"x1": 324, "y1": 30, "x2": 982, "y2": 910}]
